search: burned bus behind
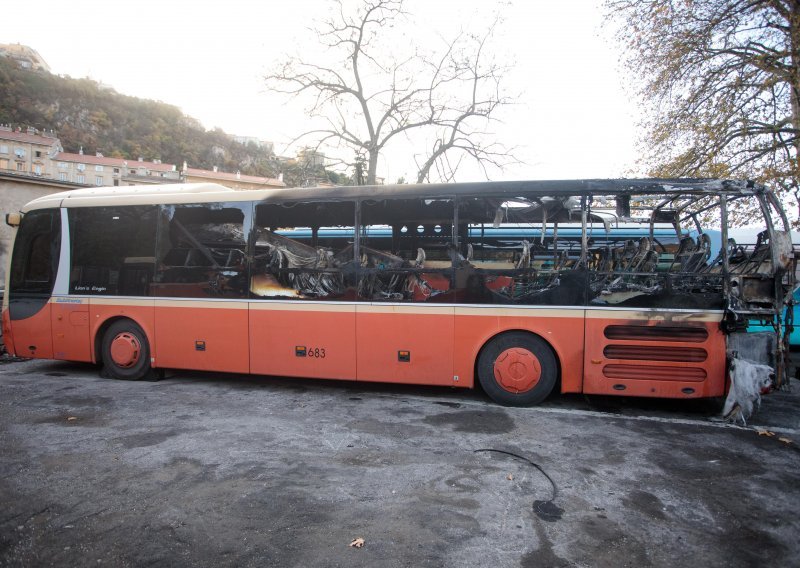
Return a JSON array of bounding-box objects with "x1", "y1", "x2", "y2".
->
[{"x1": 2, "y1": 179, "x2": 794, "y2": 406}]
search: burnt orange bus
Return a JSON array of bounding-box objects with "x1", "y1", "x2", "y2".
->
[{"x1": 2, "y1": 179, "x2": 794, "y2": 405}]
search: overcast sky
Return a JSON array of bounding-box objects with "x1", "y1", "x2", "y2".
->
[{"x1": 3, "y1": 0, "x2": 639, "y2": 183}]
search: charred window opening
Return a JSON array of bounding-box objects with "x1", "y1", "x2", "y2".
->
[
  {"x1": 358, "y1": 197, "x2": 456, "y2": 303},
  {"x1": 252, "y1": 201, "x2": 355, "y2": 300},
  {"x1": 244, "y1": 186, "x2": 792, "y2": 309},
  {"x1": 153, "y1": 203, "x2": 251, "y2": 298}
]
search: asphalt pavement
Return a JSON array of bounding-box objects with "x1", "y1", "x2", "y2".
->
[{"x1": 0, "y1": 358, "x2": 798, "y2": 567}]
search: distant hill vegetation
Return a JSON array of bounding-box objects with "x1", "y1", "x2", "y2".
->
[{"x1": 0, "y1": 57, "x2": 278, "y2": 177}]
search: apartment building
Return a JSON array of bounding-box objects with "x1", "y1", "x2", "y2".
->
[
  {"x1": 0, "y1": 126, "x2": 63, "y2": 177},
  {"x1": 53, "y1": 152, "x2": 180, "y2": 186},
  {"x1": 1, "y1": 125, "x2": 285, "y2": 190}
]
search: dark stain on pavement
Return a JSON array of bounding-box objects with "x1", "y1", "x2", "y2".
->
[
  {"x1": 622, "y1": 489, "x2": 666, "y2": 520},
  {"x1": 423, "y1": 409, "x2": 515, "y2": 433},
  {"x1": 114, "y1": 429, "x2": 192, "y2": 449}
]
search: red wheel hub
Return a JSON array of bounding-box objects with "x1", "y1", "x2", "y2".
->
[
  {"x1": 109, "y1": 332, "x2": 141, "y2": 368},
  {"x1": 493, "y1": 347, "x2": 541, "y2": 393}
]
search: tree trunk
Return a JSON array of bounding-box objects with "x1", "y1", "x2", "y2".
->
[
  {"x1": 788, "y1": 2, "x2": 800, "y2": 217},
  {"x1": 366, "y1": 149, "x2": 379, "y2": 185}
]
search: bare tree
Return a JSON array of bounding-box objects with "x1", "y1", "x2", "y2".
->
[
  {"x1": 265, "y1": 0, "x2": 516, "y2": 185},
  {"x1": 606, "y1": 0, "x2": 800, "y2": 221}
]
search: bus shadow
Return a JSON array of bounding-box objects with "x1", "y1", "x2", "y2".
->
[{"x1": 29, "y1": 359, "x2": 728, "y2": 421}]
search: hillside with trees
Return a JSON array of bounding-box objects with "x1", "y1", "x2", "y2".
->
[{"x1": 0, "y1": 57, "x2": 283, "y2": 179}]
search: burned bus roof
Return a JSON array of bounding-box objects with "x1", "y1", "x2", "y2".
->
[
  {"x1": 19, "y1": 178, "x2": 766, "y2": 213},
  {"x1": 274, "y1": 178, "x2": 765, "y2": 202}
]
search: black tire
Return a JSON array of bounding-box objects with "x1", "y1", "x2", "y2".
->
[
  {"x1": 100, "y1": 320, "x2": 152, "y2": 380},
  {"x1": 477, "y1": 332, "x2": 558, "y2": 406}
]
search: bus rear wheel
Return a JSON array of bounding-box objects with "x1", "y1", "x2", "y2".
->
[
  {"x1": 101, "y1": 320, "x2": 152, "y2": 380},
  {"x1": 477, "y1": 332, "x2": 557, "y2": 406}
]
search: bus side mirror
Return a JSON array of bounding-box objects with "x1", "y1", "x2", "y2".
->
[{"x1": 5, "y1": 212, "x2": 21, "y2": 227}]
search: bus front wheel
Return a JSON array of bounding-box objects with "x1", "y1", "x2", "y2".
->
[
  {"x1": 101, "y1": 320, "x2": 152, "y2": 380},
  {"x1": 477, "y1": 332, "x2": 557, "y2": 406}
]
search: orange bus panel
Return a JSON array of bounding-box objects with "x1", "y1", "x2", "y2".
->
[
  {"x1": 154, "y1": 301, "x2": 248, "y2": 374},
  {"x1": 583, "y1": 310, "x2": 726, "y2": 398},
  {"x1": 51, "y1": 298, "x2": 92, "y2": 362},
  {"x1": 249, "y1": 302, "x2": 356, "y2": 380},
  {"x1": 8, "y1": 303, "x2": 53, "y2": 359},
  {"x1": 356, "y1": 305, "x2": 455, "y2": 386}
]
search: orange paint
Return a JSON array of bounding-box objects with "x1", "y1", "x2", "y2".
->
[
  {"x1": 356, "y1": 306, "x2": 455, "y2": 385},
  {"x1": 8, "y1": 304, "x2": 54, "y2": 359},
  {"x1": 583, "y1": 315, "x2": 726, "y2": 398},
  {"x1": 249, "y1": 303, "x2": 356, "y2": 379},
  {"x1": 5, "y1": 294, "x2": 730, "y2": 403},
  {"x1": 155, "y1": 303, "x2": 248, "y2": 373},
  {"x1": 1, "y1": 309, "x2": 15, "y2": 357},
  {"x1": 51, "y1": 300, "x2": 92, "y2": 362}
]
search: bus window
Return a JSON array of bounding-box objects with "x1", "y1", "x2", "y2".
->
[
  {"x1": 153, "y1": 203, "x2": 251, "y2": 299},
  {"x1": 69, "y1": 206, "x2": 158, "y2": 296}
]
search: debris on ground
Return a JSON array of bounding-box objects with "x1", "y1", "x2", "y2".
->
[
  {"x1": 349, "y1": 537, "x2": 365, "y2": 548},
  {"x1": 723, "y1": 357, "x2": 774, "y2": 424}
]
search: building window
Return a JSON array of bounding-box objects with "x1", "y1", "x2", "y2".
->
[
  {"x1": 58, "y1": 162, "x2": 67, "y2": 169},
  {"x1": 0, "y1": 145, "x2": 8, "y2": 154},
  {"x1": 16, "y1": 162, "x2": 25, "y2": 171},
  {"x1": 95, "y1": 165, "x2": 104, "y2": 172},
  {"x1": 0, "y1": 158, "x2": 7, "y2": 169},
  {"x1": 95, "y1": 176, "x2": 103, "y2": 186},
  {"x1": 14, "y1": 147, "x2": 25, "y2": 158},
  {"x1": 34, "y1": 164, "x2": 42, "y2": 175},
  {"x1": 77, "y1": 174, "x2": 85, "y2": 184},
  {"x1": 59, "y1": 172, "x2": 67, "y2": 181},
  {"x1": 35, "y1": 151, "x2": 42, "y2": 158},
  {"x1": 113, "y1": 167, "x2": 120, "y2": 174},
  {"x1": 77, "y1": 163, "x2": 85, "y2": 171}
]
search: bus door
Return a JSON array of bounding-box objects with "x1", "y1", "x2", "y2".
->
[
  {"x1": 7, "y1": 208, "x2": 60, "y2": 359},
  {"x1": 583, "y1": 310, "x2": 726, "y2": 398}
]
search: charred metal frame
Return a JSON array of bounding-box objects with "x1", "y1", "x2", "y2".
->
[{"x1": 157, "y1": 178, "x2": 793, "y2": 381}]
